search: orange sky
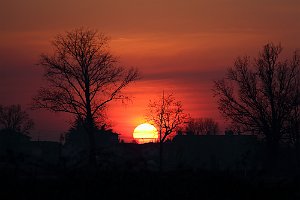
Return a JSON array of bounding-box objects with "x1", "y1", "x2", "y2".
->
[{"x1": 0, "y1": 0, "x2": 300, "y2": 141}]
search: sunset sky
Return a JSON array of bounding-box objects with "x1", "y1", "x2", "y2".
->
[{"x1": 1, "y1": 0, "x2": 300, "y2": 141}]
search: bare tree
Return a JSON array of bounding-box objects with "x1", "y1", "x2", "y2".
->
[
  {"x1": 147, "y1": 92, "x2": 188, "y2": 170},
  {"x1": 213, "y1": 43, "x2": 300, "y2": 164},
  {"x1": 186, "y1": 118, "x2": 219, "y2": 135},
  {"x1": 0, "y1": 104, "x2": 34, "y2": 134},
  {"x1": 32, "y1": 28, "x2": 139, "y2": 165}
]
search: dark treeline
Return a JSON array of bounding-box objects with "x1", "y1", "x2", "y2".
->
[{"x1": 0, "y1": 94, "x2": 299, "y2": 197}]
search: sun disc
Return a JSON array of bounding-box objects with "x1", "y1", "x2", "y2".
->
[{"x1": 133, "y1": 123, "x2": 158, "y2": 143}]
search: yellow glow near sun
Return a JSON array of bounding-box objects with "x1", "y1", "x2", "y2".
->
[{"x1": 133, "y1": 123, "x2": 158, "y2": 143}]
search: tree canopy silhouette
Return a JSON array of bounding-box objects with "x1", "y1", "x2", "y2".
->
[
  {"x1": 185, "y1": 118, "x2": 219, "y2": 135},
  {"x1": 213, "y1": 43, "x2": 300, "y2": 158},
  {"x1": 33, "y1": 27, "x2": 139, "y2": 165},
  {"x1": 147, "y1": 92, "x2": 188, "y2": 143},
  {"x1": 147, "y1": 92, "x2": 188, "y2": 170},
  {"x1": 0, "y1": 104, "x2": 34, "y2": 134}
]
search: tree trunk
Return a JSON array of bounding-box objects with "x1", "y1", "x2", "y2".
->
[
  {"x1": 85, "y1": 115, "x2": 97, "y2": 167},
  {"x1": 296, "y1": 132, "x2": 300, "y2": 170},
  {"x1": 159, "y1": 140, "x2": 163, "y2": 172},
  {"x1": 266, "y1": 135, "x2": 279, "y2": 172},
  {"x1": 84, "y1": 75, "x2": 97, "y2": 167}
]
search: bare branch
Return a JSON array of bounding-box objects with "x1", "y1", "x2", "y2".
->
[
  {"x1": 147, "y1": 92, "x2": 188, "y2": 143},
  {"x1": 0, "y1": 104, "x2": 34, "y2": 134},
  {"x1": 33, "y1": 27, "x2": 140, "y2": 125},
  {"x1": 213, "y1": 43, "x2": 300, "y2": 146}
]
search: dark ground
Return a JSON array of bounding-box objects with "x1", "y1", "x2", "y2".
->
[{"x1": 0, "y1": 170, "x2": 299, "y2": 200}]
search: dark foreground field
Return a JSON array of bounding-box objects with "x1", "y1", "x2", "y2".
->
[{"x1": 0, "y1": 170, "x2": 299, "y2": 200}]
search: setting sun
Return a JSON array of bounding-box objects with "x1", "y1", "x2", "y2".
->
[{"x1": 133, "y1": 123, "x2": 158, "y2": 143}]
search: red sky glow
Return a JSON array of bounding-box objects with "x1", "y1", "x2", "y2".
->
[{"x1": 1, "y1": 0, "x2": 299, "y2": 141}]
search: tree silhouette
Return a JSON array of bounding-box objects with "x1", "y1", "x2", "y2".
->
[
  {"x1": 147, "y1": 92, "x2": 188, "y2": 170},
  {"x1": 213, "y1": 43, "x2": 300, "y2": 165},
  {"x1": 0, "y1": 104, "x2": 34, "y2": 134},
  {"x1": 186, "y1": 118, "x2": 219, "y2": 135},
  {"x1": 33, "y1": 28, "x2": 139, "y2": 165}
]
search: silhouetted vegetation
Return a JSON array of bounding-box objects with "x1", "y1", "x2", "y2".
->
[
  {"x1": 147, "y1": 92, "x2": 188, "y2": 171},
  {"x1": 0, "y1": 104, "x2": 34, "y2": 134},
  {"x1": 213, "y1": 43, "x2": 300, "y2": 167},
  {"x1": 147, "y1": 92, "x2": 188, "y2": 143},
  {"x1": 63, "y1": 119, "x2": 119, "y2": 168},
  {"x1": 1, "y1": 35, "x2": 300, "y2": 199},
  {"x1": 185, "y1": 117, "x2": 219, "y2": 135},
  {"x1": 32, "y1": 27, "x2": 139, "y2": 165}
]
